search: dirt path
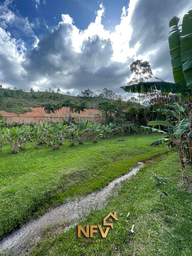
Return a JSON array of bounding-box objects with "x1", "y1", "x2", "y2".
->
[{"x1": 0, "y1": 160, "x2": 149, "y2": 256}]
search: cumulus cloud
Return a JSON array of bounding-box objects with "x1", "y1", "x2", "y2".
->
[
  {"x1": 21, "y1": 5, "x2": 136, "y2": 95},
  {"x1": 129, "y1": 0, "x2": 192, "y2": 81},
  {"x1": 0, "y1": 0, "x2": 36, "y2": 40},
  {"x1": 0, "y1": 0, "x2": 191, "y2": 97},
  {"x1": 0, "y1": 27, "x2": 27, "y2": 88},
  {"x1": 0, "y1": 0, "x2": 15, "y2": 29}
]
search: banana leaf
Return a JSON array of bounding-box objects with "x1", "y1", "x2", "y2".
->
[
  {"x1": 180, "y1": 10, "x2": 192, "y2": 89},
  {"x1": 154, "y1": 109, "x2": 178, "y2": 118},
  {"x1": 173, "y1": 118, "x2": 189, "y2": 135},
  {"x1": 148, "y1": 121, "x2": 173, "y2": 127},
  {"x1": 154, "y1": 109, "x2": 174, "y2": 114},
  {"x1": 140, "y1": 125, "x2": 166, "y2": 134},
  {"x1": 121, "y1": 81, "x2": 188, "y2": 94},
  {"x1": 168, "y1": 102, "x2": 186, "y2": 114},
  {"x1": 151, "y1": 138, "x2": 169, "y2": 147},
  {"x1": 168, "y1": 16, "x2": 186, "y2": 86}
]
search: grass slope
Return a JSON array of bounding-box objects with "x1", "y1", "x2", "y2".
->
[
  {"x1": 0, "y1": 134, "x2": 166, "y2": 238},
  {"x1": 31, "y1": 152, "x2": 192, "y2": 256}
]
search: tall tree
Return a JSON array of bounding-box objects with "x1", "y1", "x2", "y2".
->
[
  {"x1": 99, "y1": 88, "x2": 119, "y2": 100},
  {"x1": 128, "y1": 60, "x2": 154, "y2": 102},
  {"x1": 98, "y1": 101, "x2": 117, "y2": 125},
  {"x1": 128, "y1": 60, "x2": 153, "y2": 85},
  {"x1": 81, "y1": 89, "x2": 94, "y2": 99}
]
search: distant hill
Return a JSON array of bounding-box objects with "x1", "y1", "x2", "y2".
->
[{"x1": 0, "y1": 88, "x2": 115, "y2": 114}]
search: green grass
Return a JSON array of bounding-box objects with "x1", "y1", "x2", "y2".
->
[
  {"x1": 30, "y1": 152, "x2": 192, "y2": 256},
  {"x1": 0, "y1": 134, "x2": 167, "y2": 238}
]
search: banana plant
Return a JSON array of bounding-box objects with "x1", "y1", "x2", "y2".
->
[
  {"x1": 59, "y1": 124, "x2": 69, "y2": 145},
  {"x1": 34, "y1": 123, "x2": 49, "y2": 148},
  {"x1": 46, "y1": 123, "x2": 68, "y2": 150},
  {"x1": 124, "y1": 121, "x2": 138, "y2": 134},
  {"x1": 66, "y1": 124, "x2": 79, "y2": 146},
  {"x1": 154, "y1": 102, "x2": 187, "y2": 122},
  {"x1": 0, "y1": 128, "x2": 6, "y2": 153},
  {"x1": 103, "y1": 123, "x2": 116, "y2": 139},
  {"x1": 168, "y1": 16, "x2": 186, "y2": 86},
  {"x1": 88, "y1": 123, "x2": 104, "y2": 143},
  {"x1": 148, "y1": 118, "x2": 189, "y2": 179},
  {"x1": 114, "y1": 124, "x2": 124, "y2": 136},
  {"x1": 18, "y1": 125, "x2": 32, "y2": 151},
  {"x1": 76, "y1": 120, "x2": 91, "y2": 144},
  {"x1": 4, "y1": 127, "x2": 22, "y2": 153},
  {"x1": 47, "y1": 123, "x2": 60, "y2": 149},
  {"x1": 121, "y1": 9, "x2": 192, "y2": 179}
]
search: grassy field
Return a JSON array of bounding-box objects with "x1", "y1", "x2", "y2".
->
[
  {"x1": 30, "y1": 152, "x2": 192, "y2": 256},
  {"x1": 0, "y1": 134, "x2": 167, "y2": 239}
]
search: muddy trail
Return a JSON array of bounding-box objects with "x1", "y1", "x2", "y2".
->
[{"x1": 0, "y1": 152, "x2": 167, "y2": 256}]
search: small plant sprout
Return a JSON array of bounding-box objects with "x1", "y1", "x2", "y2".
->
[
  {"x1": 150, "y1": 172, "x2": 168, "y2": 188},
  {"x1": 150, "y1": 172, "x2": 168, "y2": 199}
]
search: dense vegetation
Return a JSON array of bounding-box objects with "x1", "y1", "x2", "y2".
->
[
  {"x1": 0, "y1": 120, "x2": 144, "y2": 153},
  {"x1": 0, "y1": 86, "x2": 167, "y2": 127}
]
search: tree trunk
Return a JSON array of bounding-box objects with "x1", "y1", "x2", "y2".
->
[
  {"x1": 186, "y1": 135, "x2": 192, "y2": 172},
  {"x1": 178, "y1": 137, "x2": 187, "y2": 180},
  {"x1": 105, "y1": 112, "x2": 108, "y2": 125},
  {"x1": 188, "y1": 93, "x2": 192, "y2": 173}
]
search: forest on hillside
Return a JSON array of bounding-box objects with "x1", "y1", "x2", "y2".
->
[{"x1": 0, "y1": 84, "x2": 177, "y2": 127}]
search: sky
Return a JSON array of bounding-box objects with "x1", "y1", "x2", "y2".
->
[{"x1": 0, "y1": 0, "x2": 191, "y2": 99}]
